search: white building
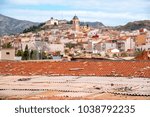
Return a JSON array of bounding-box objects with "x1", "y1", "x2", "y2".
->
[
  {"x1": 136, "y1": 33, "x2": 150, "y2": 51},
  {"x1": 45, "y1": 17, "x2": 59, "y2": 26},
  {"x1": 117, "y1": 37, "x2": 135, "y2": 52},
  {"x1": 49, "y1": 44, "x2": 64, "y2": 54},
  {"x1": 103, "y1": 41, "x2": 117, "y2": 52},
  {"x1": 88, "y1": 29, "x2": 99, "y2": 37}
]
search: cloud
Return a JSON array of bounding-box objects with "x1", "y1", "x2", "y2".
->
[
  {"x1": 2, "y1": 0, "x2": 150, "y2": 26},
  {"x1": 7, "y1": 0, "x2": 150, "y2": 9},
  {"x1": 7, "y1": 0, "x2": 66, "y2": 5},
  {"x1": 2, "y1": 9, "x2": 149, "y2": 26},
  {"x1": 5, "y1": 0, "x2": 150, "y2": 15}
]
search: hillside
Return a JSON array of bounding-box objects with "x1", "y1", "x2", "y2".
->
[
  {"x1": 0, "y1": 14, "x2": 39, "y2": 36},
  {"x1": 116, "y1": 20, "x2": 150, "y2": 31},
  {"x1": 23, "y1": 21, "x2": 105, "y2": 33},
  {"x1": 0, "y1": 13, "x2": 149, "y2": 36},
  {"x1": 80, "y1": 21, "x2": 105, "y2": 28}
]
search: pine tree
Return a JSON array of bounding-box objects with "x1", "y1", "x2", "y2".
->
[
  {"x1": 22, "y1": 45, "x2": 29, "y2": 60},
  {"x1": 30, "y1": 50, "x2": 34, "y2": 60}
]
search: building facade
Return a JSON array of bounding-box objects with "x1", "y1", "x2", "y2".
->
[{"x1": 0, "y1": 48, "x2": 15, "y2": 60}]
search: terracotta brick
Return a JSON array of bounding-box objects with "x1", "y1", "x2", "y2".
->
[{"x1": 0, "y1": 61, "x2": 150, "y2": 78}]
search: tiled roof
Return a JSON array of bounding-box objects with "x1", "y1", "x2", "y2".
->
[
  {"x1": 119, "y1": 36, "x2": 129, "y2": 40},
  {"x1": 0, "y1": 61, "x2": 150, "y2": 78},
  {"x1": 136, "y1": 51, "x2": 150, "y2": 60}
]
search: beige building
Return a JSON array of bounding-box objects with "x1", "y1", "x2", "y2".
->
[
  {"x1": 80, "y1": 25, "x2": 90, "y2": 32},
  {"x1": 0, "y1": 48, "x2": 15, "y2": 60},
  {"x1": 135, "y1": 33, "x2": 147, "y2": 46}
]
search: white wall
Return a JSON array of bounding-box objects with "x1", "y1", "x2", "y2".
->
[
  {"x1": 105, "y1": 43, "x2": 117, "y2": 51},
  {"x1": 46, "y1": 19, "x2": 59, "y2": 26},
  {"x1": 49, "y1": 44, "x2": 64, "y2": 54},
  {"x1": 136, "y1": 44, "x2": 150, "y2": 51},
  {"x1": 0, "y1": 49, "x2": 15, "y2": 60},
  {"x1": 125, "y1": 38, "x2": 135, "y2": 51}
]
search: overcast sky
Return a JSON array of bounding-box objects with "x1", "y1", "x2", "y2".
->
[{"x1": 0, "y1": 0, "x2": 150, "y2": 26}]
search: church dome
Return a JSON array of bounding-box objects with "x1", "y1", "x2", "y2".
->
[{"x1": 73, "y1": 15, "x2": 79, "y2": 20}]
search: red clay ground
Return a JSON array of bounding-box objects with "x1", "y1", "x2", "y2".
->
[{"x1": 0, "y1": 61, "x2": 150, "y2": 77}]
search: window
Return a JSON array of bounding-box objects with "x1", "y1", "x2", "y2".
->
[{"x1": 6, "y1": 52, "x2": 10, "y2": 55}]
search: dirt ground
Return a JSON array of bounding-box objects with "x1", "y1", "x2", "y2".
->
[
  {"x1": 24, "y1": 91, "x2": 150, "y2": 100},
  {"x1": 0, "y1": 76, "x2": 150, "y2": 100}
]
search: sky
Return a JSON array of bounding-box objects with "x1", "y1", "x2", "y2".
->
[{"x1": 0, "y1": 0, "x2": 150, "y2": 26}]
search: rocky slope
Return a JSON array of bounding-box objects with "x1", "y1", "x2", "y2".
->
[
  {"x1": 116, "y1": 20, "x2": 150, "y2": 31},
  {"x1": 0, "y1": 14, "x2": 39, "y2": 36},
  {"x1": 80, "y1": 21, "x2": 105, "y2": 28}
]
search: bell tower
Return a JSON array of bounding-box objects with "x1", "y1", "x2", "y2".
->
[{"x1": 72, "y1": 15, "x2": 80, "y2": 31}]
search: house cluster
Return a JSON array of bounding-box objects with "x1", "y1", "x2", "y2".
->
[{"x1": 0, "y1": 15, "x2": 150, "y2": 60}]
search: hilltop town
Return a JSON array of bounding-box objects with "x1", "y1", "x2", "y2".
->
[
  {"x1": 0, "y1": 15, "x2": 150, "y2": 61},
  {"x1": 0, "y1": 16, "x2": 150, "y2": 100}
]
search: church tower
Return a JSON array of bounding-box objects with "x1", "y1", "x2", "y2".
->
[{"x1": 72, "y1": 15, "x2": 80, "y2": 31}]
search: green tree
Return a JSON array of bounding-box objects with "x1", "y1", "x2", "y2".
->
[
  {"x1": 30, "y1": 50, "x2": 34, "y2": 60},
  {"x1": 66, "y1": 43, "x2": 76, "y2": 49},
  {"x1": 22, "y1": 23, "x2": 45, "y2": 33},
  {"x1": 121, "y1": 52, "x2": 128, "y2": 57},
  {"x1": 55, "y1": 51, "x2": 61, "y2": 56},
  {"x1": 67, "y1": 20, "x2": 73, "y2": 24},
  {"x1": 42, "y1": 51, "x2": 47, "y2": 59},
  {"x1": 30, "y1": 50, "x2": 39, "y2": 60},
  {"x1": 16, "y1": 50, "x2": 23, "y2": 56},
  {"x1": 22, "y1": 45, "x2": 29, "y2": 60},
  {"x1": 134, "y1": 49, "x2": 143, "y2": 57},
  {"x1": 113, "y1": 54, "x2": 118, "y2": 57},
  {"x1": 2, "y1": 42, "x2": 12, "y2": 48}
]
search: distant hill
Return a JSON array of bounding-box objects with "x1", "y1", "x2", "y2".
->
[
  {"x1": 116, "y1": 20, "x2": 150, "y2": 31},
  {"x1": 0, "y1": 14, "x2": 39, "y2": 36},
  {"x1": 0, "y1": 13, "x2": 149, "y2": 36},
  {"x1": 80, "y1": 21, "x2": 105, "y2": 28}
]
